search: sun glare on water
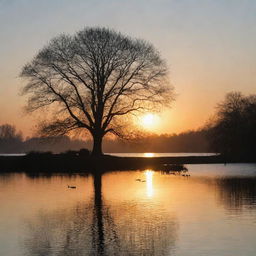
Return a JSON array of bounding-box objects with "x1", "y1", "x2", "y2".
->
[{"x1": 145, "y1": 170, "x2": 154, "y2": 197}]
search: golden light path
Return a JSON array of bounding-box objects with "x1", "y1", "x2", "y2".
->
[{"x1": 145, "y1": 170, "x2": 154, "y2": 197}]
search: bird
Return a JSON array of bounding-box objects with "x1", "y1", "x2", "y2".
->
[
  {"x1": 68, "y1": 185, "x2": 76, "y2": 189},
  {"x1": 135, "y1": 179, "x2": 146, "y2": 182}
]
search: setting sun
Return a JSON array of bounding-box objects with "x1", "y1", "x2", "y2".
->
[{"x1": 140, "y1": 113, "x2": 159, "y2": 130}]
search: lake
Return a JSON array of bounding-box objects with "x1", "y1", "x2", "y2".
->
[
  {"x1": 0, "y1": 153, "x2": 216, "y2": 157},
  {"x1": 108, "y1": 152, "x2": 217, "y2": 157},
  {"x1": 1, "y1": 163, "x2": 256, "y2": 255}
]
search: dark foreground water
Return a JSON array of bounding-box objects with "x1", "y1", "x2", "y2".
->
[{"x1": 1, "y1": 164, "x2": 256, "y2": 256}]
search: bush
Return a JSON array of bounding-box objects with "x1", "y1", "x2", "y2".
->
[
  {"x1": 63, "y1": 150, "x2": 78, "y2": 157},
  {"x1": 26, "y1": 151, "x2": 53, "y2": 157},
  {"x1": 78, "y1": 148, "x2": 90, "y2": 157}
]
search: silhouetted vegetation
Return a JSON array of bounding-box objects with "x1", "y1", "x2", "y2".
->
[
  {"x1": 0, "y1": 124, "x2": 23, "y2": 153},
  {"x1": 0, "y1": 153, "x2": 223, "y2": 173},
  {"x1": 27, "y1": 151, "x2": 53, "y2": 157},
  {"x1": 208, "y1": 92, "x2": 256, "y2": 161},
  {"x1": 0, "y1": 130, "x2": 87, "y2": 154},
  {"x1": 104, "y1": 129, "x2": 210, "y2": 153},
  {"x1": 78, "y1": 148, "x2": 90, "y2": 156},
  {"x1": 23, "y1": 136, "x2": 86, "y2": 153},
  {"x1": 0, "y1": 124, "x2": 211, "y2": 154},
  {"x1": 21, "y1": 27, "x2": 174, "y2": 156}
]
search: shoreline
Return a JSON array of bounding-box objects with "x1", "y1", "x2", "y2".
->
[{"x1": 0, "y1": 154, "x2": 253, "y2": 173}]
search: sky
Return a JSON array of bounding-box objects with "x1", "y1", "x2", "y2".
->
[{"x1": 0, "y1": 0, "x2": 256, "y2": 137}]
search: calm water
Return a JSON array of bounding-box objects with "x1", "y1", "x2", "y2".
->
[
  {"x1": 1, "y1": 164, "x2": 256, "y2": 256},
  {"x1": 0, "y1": 153, "x2": 216, "y2": 157},
  {"x1": 108, "y1": 152, "x2": 217, "y2": 157}
]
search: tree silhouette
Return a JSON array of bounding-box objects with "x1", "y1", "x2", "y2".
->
[
  {"x1": 21, "y1": 27, "x2": 174, "y2": 156},
  {"x1": 0, "y1": 124, "x2": 23, "y2": 153},
  {"x1": 209, "y1": 92, "x2": 256, "y2": 160}
]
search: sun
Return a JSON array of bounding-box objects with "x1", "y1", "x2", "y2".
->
[{"x1": 140, "y1": 113, "x2": 158, "y2": 129}]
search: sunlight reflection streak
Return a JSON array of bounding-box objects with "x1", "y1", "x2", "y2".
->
[{"x1": 145, "y1": 170, "x2": 154, "y2": 197}]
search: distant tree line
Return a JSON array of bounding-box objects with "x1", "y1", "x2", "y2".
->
[
  {"x1": 0, "y1": 124, "x2": 210, "y2": 154},
  {"x1": 0, "y1": 125, "x2": 85, "y2": 154},
  {"x1": 102, "y1": 129, "x2": 210, "y2": 153}
]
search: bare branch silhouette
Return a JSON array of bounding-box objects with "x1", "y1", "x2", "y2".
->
[{"x1": 21, "y1": 27, "x2": 174, "y2": 156}]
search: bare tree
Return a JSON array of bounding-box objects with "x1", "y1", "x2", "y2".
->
[
  {"x1": 0, "y1": 124, "x2": 23, "y2": 153},
  {"x1": 21, "y1": 27, "x2": 174, "y2": 156},
  {"x1": 209, "y1": 92, "x2": 256, "y2": 159},
  {"x1": 0, "y1": 124, "x2": 23, "y2": 141}
]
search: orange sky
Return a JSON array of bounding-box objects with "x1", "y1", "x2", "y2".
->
[{"x1": 1, "y1": 0, "x2": 256, "y2": 137}]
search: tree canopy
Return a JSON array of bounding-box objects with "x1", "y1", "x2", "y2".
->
[
  {"x1": 209, "y1": 92, "x2": 256, "y2": 160},
  {"x1": 21, "y1": 27, "x2": 174, "y2": 156},
  {"x1": 0, "y1": 124, "x2": 23, "y2": 153}
]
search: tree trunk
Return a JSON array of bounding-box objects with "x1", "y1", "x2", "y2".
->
[{"x1": 91, "y1": 133, "x2": 103, "y2": 157}]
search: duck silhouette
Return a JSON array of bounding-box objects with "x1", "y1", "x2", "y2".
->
[{"x1": 135, "y1": 179, "x2": 146, "y2": 182}]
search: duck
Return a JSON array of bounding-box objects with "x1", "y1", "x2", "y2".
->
[{"x1": 135, "y1": 179, "x2": 146, "y2": 182}]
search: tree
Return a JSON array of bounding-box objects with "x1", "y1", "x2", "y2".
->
[
  {"x1": 209, "y1": 92, "x2": 256, "y2": 160},
  {"x1": 0, "y1": 124, "x2": 23, "y2": 153},
  {"x1": 21, "y1": 27, "x2": 174, "y2": 156},
  {"x1": 0, "y1": 124, "x2": 23, "y2": 142}
]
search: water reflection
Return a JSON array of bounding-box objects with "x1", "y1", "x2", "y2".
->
[
  {"x1": 24, "y1": 172, "x2": 177, "y2": 256},
  {"x1": 2, "y1": 165, "x2": 256, "y2": 256},
  {"x1": 215, "y1": 177, "x2": 256, "y2": 212},
  {"x1": 145, "y1": 170, "x2": 154, "y2": 197},
  {"x1": 93, "y1": 172, "x2": 105, "y2": 255}
]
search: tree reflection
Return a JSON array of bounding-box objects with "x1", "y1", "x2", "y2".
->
[
  {"x1": 92, "y1": 172, "x2": 105, "y2": 255},
  {"x1": 24, "y1": 172, "x2": 177, "y2": 256},
  {"x1": 215, "y1": 177, "x2": 256, "y2": 212}
]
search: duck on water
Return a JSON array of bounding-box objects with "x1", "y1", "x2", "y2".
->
[{"x1": 68, "y1": 185, "x2": 76, "y2": 189}]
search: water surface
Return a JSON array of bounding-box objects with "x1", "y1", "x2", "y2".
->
[
  {"x1": 108, "y1": 152, "x2": 216, "y2": 157},
  {"x1": 1, "y1": 164, "x2": 256, "y2": 255}
]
